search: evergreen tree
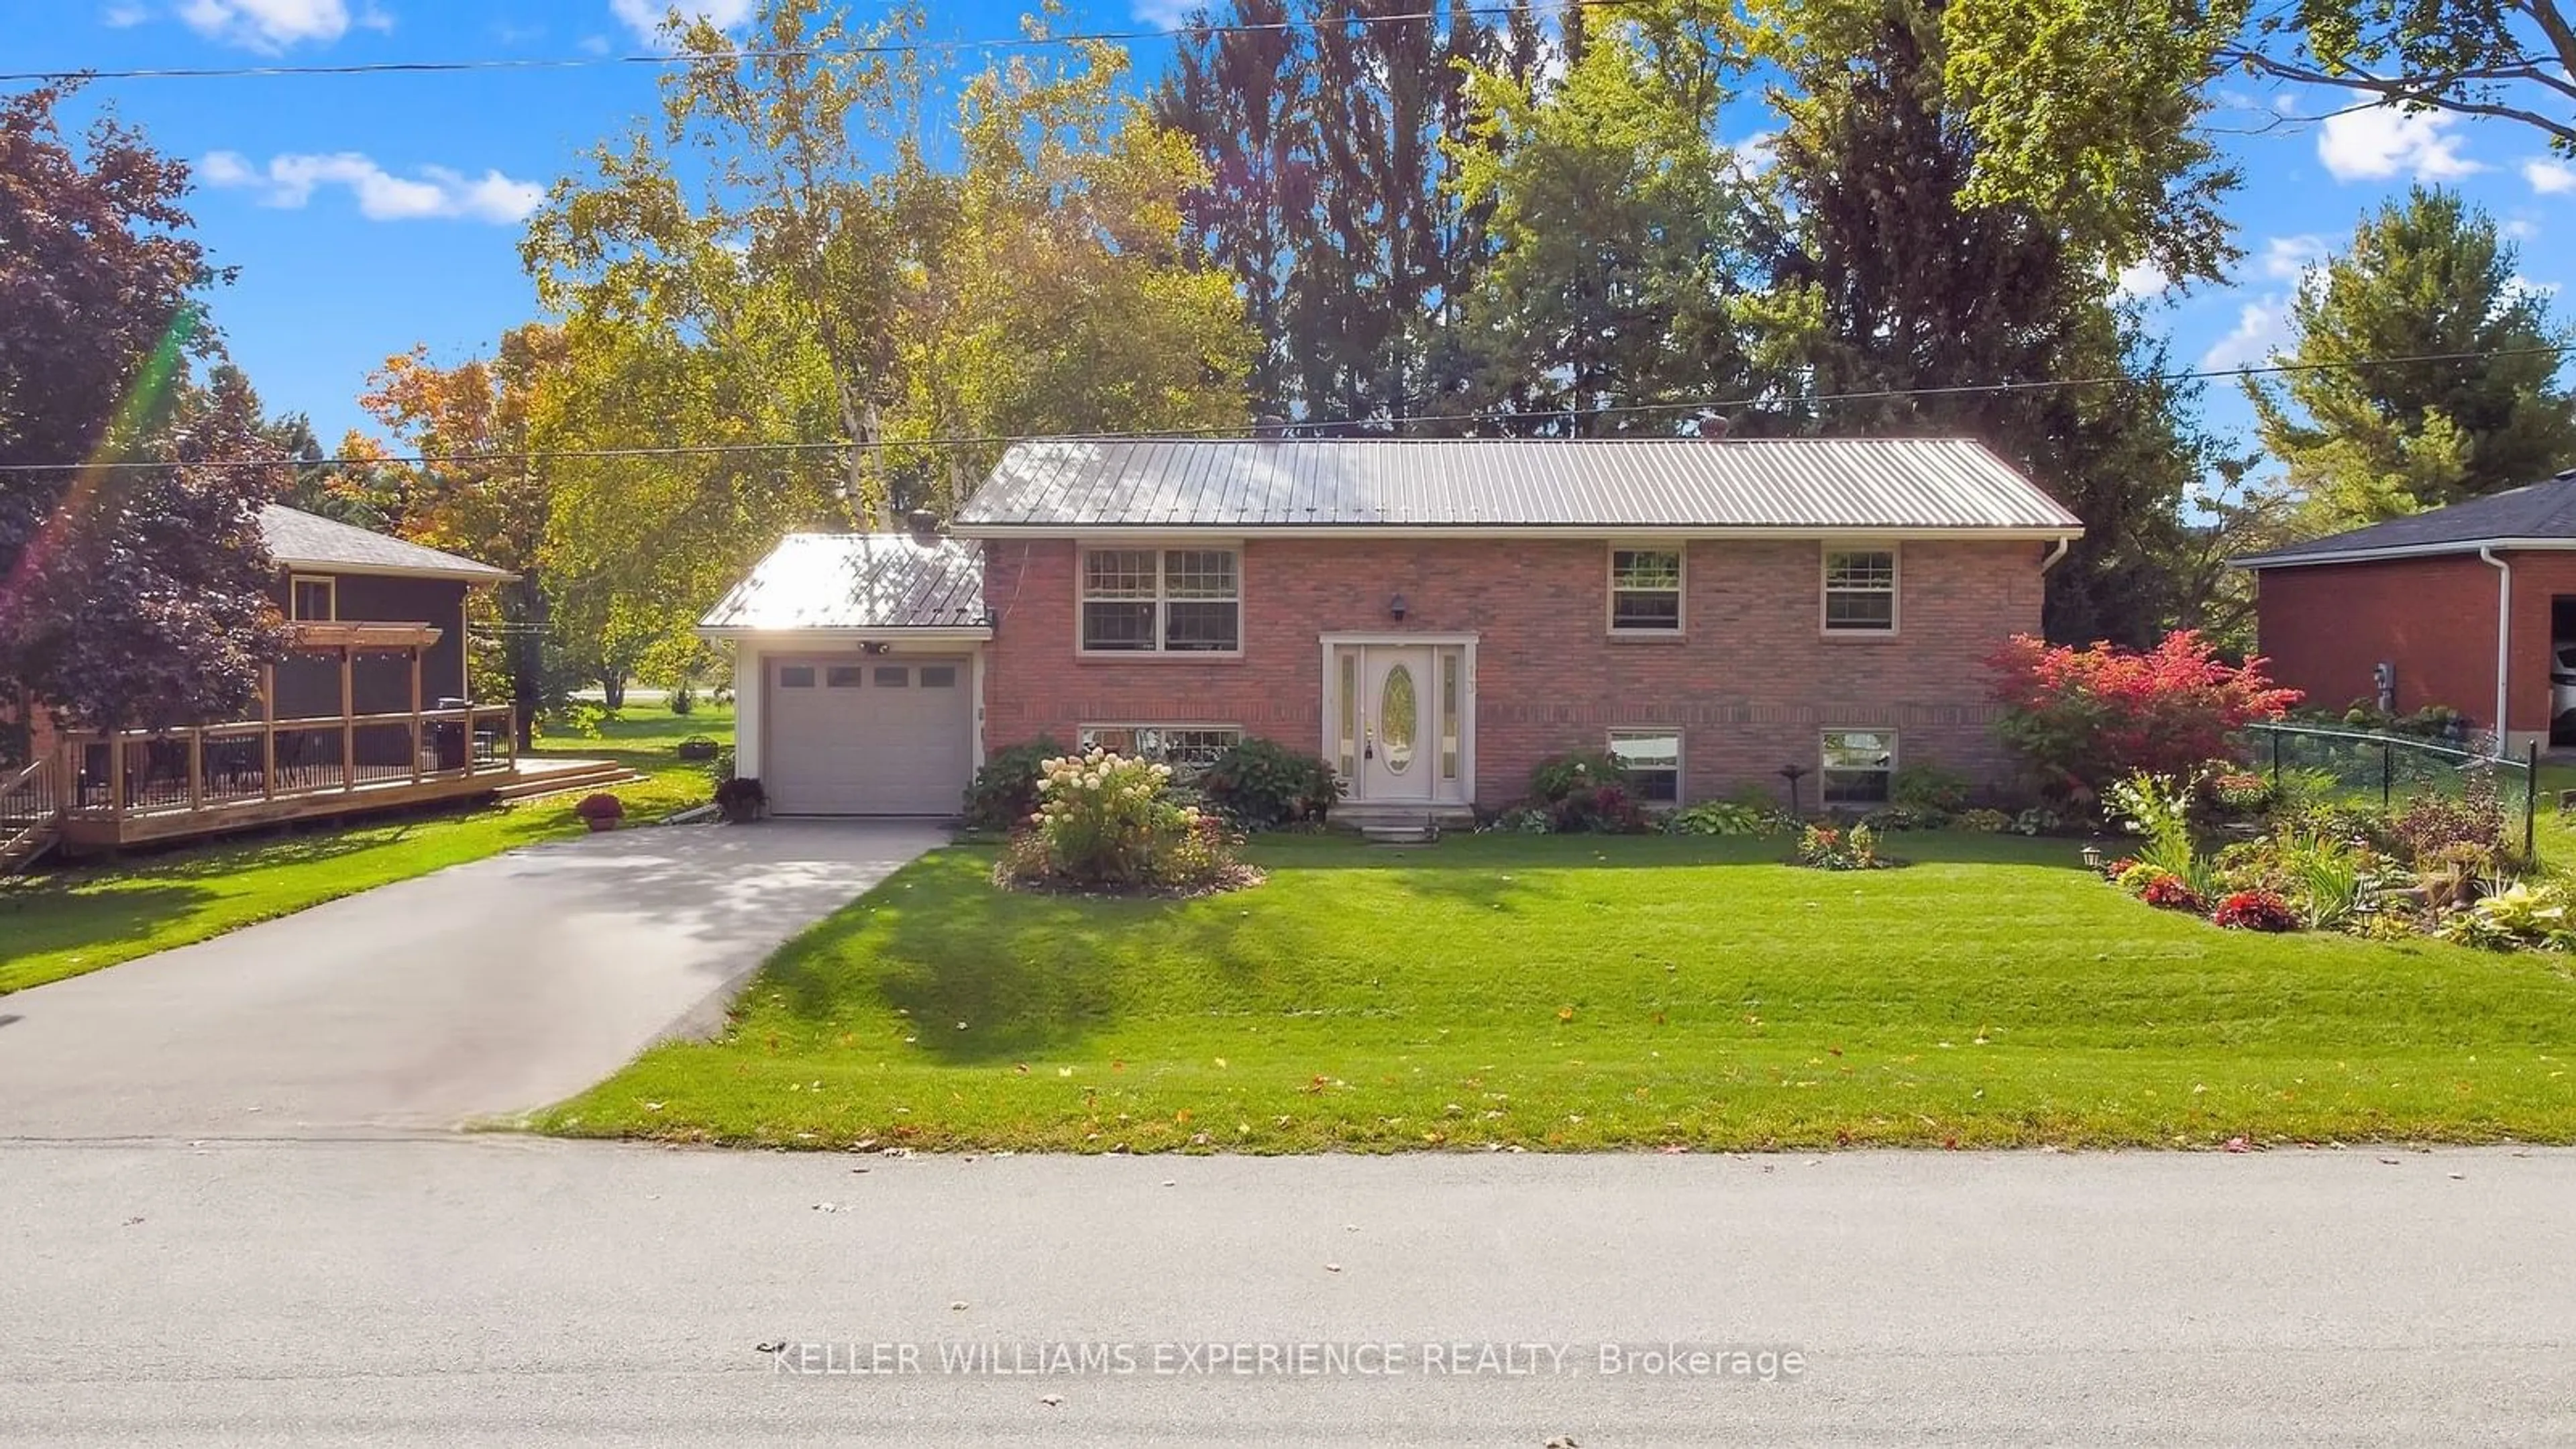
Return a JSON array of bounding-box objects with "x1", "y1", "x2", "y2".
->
[{"x1": 2249, "y1": 187, "x2": 2576, "y2": 532}]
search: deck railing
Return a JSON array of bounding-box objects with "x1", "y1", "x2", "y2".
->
[
  {"x1": 2, "y1": 755, "x2": 62, "y2": 837},
  {"x1": 60, "y1": 704, "x2": 516, "y2": 822}
]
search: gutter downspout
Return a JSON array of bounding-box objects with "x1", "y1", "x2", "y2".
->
[
  {"x1": 2479, "y1": 547, "x2": 2512, "y2": 757},
  {"x1": 2038, "y1": 536, "x2": 2072, "y2": 574}
]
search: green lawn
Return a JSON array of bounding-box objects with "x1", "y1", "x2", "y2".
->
[
  {"x1": 539, "y1": 830, "x2": 2576, "y2": 1152},
  {"x1": 0, "y1": 703, "x2": 732, "y2": 995}
]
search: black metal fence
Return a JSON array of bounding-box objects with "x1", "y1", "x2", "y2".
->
[{"x1": 2243, "y1": 722, "x2": 2538, "y2": 857}]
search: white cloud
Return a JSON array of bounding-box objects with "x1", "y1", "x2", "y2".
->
[
  {"x1": 2318, "y1": 105, "x2": 2484, "y2": 182},
  {"x1": 2200, "y1": 294, "x2": 2292, "y2": 372},
  {"x1": 103, "y1": 3, "x2": 150, "y2": 28},
  {"x1": 1128, "y1": 0, "x2": 1201, "y2": 24},
  {"x1": 2525, "y1": 158, "x2": 2576, "y2": 195},
  {"x1": 1733, "y1": 130, "x2": 1777, "y2": 177},
  {"x1": 2504, "y1": 217, "x2": 2542, "y2": 243},
  {"x1": 2114, "y1": 260, "x2": 2167, "y2": 299},
  {"x1": 609, "y1": 0, "x2": 753, "y2": 46},
  {"x1": 2261, "y1": 234, "x2": 2330, "y2": 281},
  {"x1": 176, "y1": 0, "x2": 355, "y2": 49},
  {"x1": 199, "y1": 150, "x2": 544, "y2": 224},
  {"x1": 2509, "y1": 275, "x2": 2563, "y2": 301},
  {"x1": 577, "y1": 32, "x2": 612, "y2": 54}
]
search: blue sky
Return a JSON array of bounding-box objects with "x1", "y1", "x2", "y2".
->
[{"x1": 19, "y1": 0, "x2": 2576, "y2": 456}]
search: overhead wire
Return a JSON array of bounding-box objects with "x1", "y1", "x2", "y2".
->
[{"x1": 1, "y1": 343, "x2": 2565, "y2": 475}]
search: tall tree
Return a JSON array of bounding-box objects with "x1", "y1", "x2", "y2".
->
[
  {"x1": 0, "y1": 84, "x2": 284, "y2": 736},
  {"x1": 1752, "y1": 0, "x2": 2226, "y2": 645},
  {"x1": 525, "y1": 1, "x2": 1246, "y2": 675},
  {"x1": 1160, "y1": 0, "x2": 1537, "y2": 426},
  {"x1": 356, "y1": 326, "x2": 569, "y2": 745},
  {"x1": 1155, "y1": 0, "x2": 1314, "y2": 412},
  {"x1": 1447, "y1": 0, "x2": 1761, "y2": 433},
  {"x1": 2250, "y1": 187, "x2": 2576, "y2": 531}
]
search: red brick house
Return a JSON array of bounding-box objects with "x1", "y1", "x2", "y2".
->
[
  {"x1": 2238, "y1": 469, "x2": 2576, "y2": 753},
  {"x1": 703, "y1": 437, "x2": 2084, "y2": 820}
]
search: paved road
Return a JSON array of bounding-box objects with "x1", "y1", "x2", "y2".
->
[
  {"x1": 3, "y1": 1138, "x2": 2569, "y2": 1446},
  {"x1": 0, "y1": 821, "x2": 938, "y2": 1138}
]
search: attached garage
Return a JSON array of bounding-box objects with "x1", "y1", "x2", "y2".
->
[
  {"x1": 761, "y1": 655, "x2": 975, "y2": 814},
  {"x1": 699, "y1": 533, "x2": 990, "y2": 818}
]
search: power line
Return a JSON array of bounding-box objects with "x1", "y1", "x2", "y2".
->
[
  {"x1": 1, "y1": 343, "x2": 2563, "y2": 476},
  {"x1": 2, "y1": 1, "x2": 1611, "y2": 85}
]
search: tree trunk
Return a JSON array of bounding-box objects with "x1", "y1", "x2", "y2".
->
[{"x1": 600, "y1": 674, "x2": 627, "y2": 710}]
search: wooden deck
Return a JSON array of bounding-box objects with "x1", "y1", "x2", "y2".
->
[{"x1": 54, "y1": 704, "x2": 522, "y2": 849}]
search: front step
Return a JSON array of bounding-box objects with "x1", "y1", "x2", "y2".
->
[
  {"x1": 492, "y1": 763, "x2": 641, "y2": 802},
  {"x1": 1337, "y1": 802, "x2": 1472, "y2": 845}
]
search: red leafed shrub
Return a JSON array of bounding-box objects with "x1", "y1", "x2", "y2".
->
[
  {"x1": 2212, "y1": 889, "x2": 2299, "y2": 932},
  {"x1": 2140, "y1": 873, "x2": 2208, "y2": 913},
  {"x1": 1986, "y1": 631, "x2": 2302, "y2": 802}
]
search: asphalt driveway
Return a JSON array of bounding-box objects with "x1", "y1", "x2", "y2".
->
[{"x1": 0, "y1": 820, "x2": 940, "y2": 1139}]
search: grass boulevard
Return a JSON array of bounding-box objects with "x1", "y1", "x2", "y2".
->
[{"x1": 541, "y1": 829, "x2": 2576, "y2": 1153}]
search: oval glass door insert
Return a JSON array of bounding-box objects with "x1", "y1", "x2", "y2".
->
[{"x1": 1379, "y1": 663, "x2": 1418, "y2": 773}]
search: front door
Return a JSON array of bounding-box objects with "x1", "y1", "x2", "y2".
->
[{"x1": 1354, "y1": 645, "x2": 1435, "y2": 802}]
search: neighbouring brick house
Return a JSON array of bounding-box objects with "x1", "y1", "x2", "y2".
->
[
  {"x1": 703, "y1": 437, "x2": 2084, "y2": 819},
  {"x1": 2237, "y1": 468, "x2": 2576, "y2": 753}
]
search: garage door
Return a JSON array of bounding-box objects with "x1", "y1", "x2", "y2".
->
[{"x1": 763, "y1": 656, "x2": 974, "y2": 815}]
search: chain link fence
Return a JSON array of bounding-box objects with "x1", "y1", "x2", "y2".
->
[{"x1": 2243, "y1": 722, "x2": 2538, "y2": 857}]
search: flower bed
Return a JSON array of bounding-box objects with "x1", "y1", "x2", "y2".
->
[
  {"x1": 994, "y1": 749, "x2": 1261, "y2": 898},
  {"x1": 2087, "y1": 759, "x2": 2561, "y2": 949}
]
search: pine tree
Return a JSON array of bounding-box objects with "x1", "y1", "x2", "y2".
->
[{"x1": 2249, "y1": 187, "x2": 2576, "y2": 532}]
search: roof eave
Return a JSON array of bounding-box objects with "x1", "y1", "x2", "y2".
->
[
  {"x1": 2232, "y1": 537, "x2": 2576, "y2": 570},
  {"x1": 950, "y1": 522, "x2": 2084, "y2": 541},
  {"x1": 272, "y1": 555, "x2": 520, "y2": 584}
]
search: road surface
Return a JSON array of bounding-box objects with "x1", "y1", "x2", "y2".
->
[{"x1": 3, "y1": 1137, "x2": 2567, "y2": 1445}]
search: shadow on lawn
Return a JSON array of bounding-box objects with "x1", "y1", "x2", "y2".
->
[{"x1": 810, "y1": 851, "x2": 1342, "y2": 1065}]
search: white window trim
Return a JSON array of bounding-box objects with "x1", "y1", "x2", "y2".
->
[
  {"x1": 289, "y1": 574, "x2": 337, "y2": 623},
  {"x1": 1607, "y1": 543, "x2": 1686, "y2": 636},
  {"x1": 1819, "y1": 727, "x2": 1898, "y2": 805},
  {"x1": 1607, "y1": 726, "x2": 1684, "y2": 808},
  {"x1": 1075, "y1": 722, "x2": 1244, "y2": 767},
  {"x1": 1076, "y1": 544, "x2": 1245, "y2": 658},
  {"x1": 1820, "y1": 543, "x2": 1900, "y2": 637}
]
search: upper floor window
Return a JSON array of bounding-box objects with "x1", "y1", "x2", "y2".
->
[
  {"x1": 1081, "y1": 547, "x2": 1240, "y2": 653},
  {"x1": 289, "y1": 575, "x2": 336, "y2": 622},
  {"x1": 1822, "y1": 549, "x2": 1896, "y2": 633},
  {"x1": 1609, "y1": 547, "x2": 1683, "y2": 633}
]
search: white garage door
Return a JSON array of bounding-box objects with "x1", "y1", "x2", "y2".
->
[{"x1": 763, "y1": 656, "x2": 974, "y2": 815}]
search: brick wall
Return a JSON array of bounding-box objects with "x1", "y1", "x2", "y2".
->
[
  {"x1": 980, "y1": 535, "x2": 2049, "y2": 805},
  {"x1": 2253, "y1": 550, "x2": 2576, "y2": 742}
]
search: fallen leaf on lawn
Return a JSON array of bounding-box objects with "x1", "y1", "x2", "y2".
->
[
  {"x1": 1557, "y1": 1006, "x2": 1575, "y2": 1022},
  {"x1": 2223, "y1": 1136, "x2": 2249, "y2": 1152},
  {"x1": 1058, "y1": 1067, "x2": 1073, "y2": 1077},
  {"x1": 1214, "y1": 1057, "x2": 1228, "y2": 1068},
  {"x1": 1014, "y1": 1064, "x2": 1028, "y2": 1074}
]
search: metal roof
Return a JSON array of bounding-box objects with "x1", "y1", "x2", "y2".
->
[
  {"x1": 260, "y1": 504, "x2": 515, "y2": 582},
  {"x1": 953, "y1": 437, "x2": 2084, "y2": 533},
  {"x1": 2235, "y1": 471, "x2": 2576, "y2": 568},
  {"x1": 697, "y1": 533, "x2": 987, "y2": 633}
]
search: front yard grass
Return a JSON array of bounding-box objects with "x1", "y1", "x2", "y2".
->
[
  {"x1": 540, "y1": 830, "x2": 2576, "y2": 1152},
  {"x1": 0, "y1": 704, "x2": 731, "y2": 995}
]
